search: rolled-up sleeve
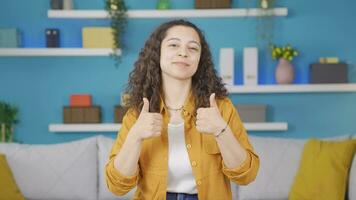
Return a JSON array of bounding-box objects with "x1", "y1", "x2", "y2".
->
[
  {"x1": 220, "y1": 98, "x2": 260, "y2": 185},
  {"x1": 105, "y1": 108, "x2": 140, "y2": 196}
]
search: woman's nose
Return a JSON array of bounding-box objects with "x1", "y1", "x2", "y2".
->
[{"x1": 178, "y1": 47, "x2": 188, "y2": 57}]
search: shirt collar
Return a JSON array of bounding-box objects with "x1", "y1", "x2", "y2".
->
[{"x1": 159, "y1": 90, "x2": 196, "y2": 116}]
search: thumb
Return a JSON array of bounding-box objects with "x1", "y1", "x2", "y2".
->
[
  {"x1": 209, "y1": 93, "x2": 217, "y2": 108},
  {"x1": 141, "y1": 98, "x2": 149, "y2": 113}
]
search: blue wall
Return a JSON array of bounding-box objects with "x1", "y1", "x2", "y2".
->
[{"x1": 0, "y1": 0, "x2": 355, "y2": 144}]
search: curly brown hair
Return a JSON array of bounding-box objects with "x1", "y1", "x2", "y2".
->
[{"x1": 124, "y1": 19, "x2": 228, "y2": 115}]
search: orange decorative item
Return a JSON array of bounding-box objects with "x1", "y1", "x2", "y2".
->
[{"x1": 70, "y1": 94, "x2": 92, "y2": 107}]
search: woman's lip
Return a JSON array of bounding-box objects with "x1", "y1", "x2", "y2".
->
[{"x1": 172, "y1": 62, "x2": 190, "y2": 66}]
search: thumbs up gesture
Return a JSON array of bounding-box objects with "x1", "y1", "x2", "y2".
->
[
  {"x1": 196, "y1": 93, "x2": 227, "y2": 135},
  {"x1": 131, "y1": 98, "x2": 163, "y2": 141}
]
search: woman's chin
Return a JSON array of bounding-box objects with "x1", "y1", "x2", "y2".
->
[{"x1": 170, "y1": 72, "x2": 194, "y2": 80}]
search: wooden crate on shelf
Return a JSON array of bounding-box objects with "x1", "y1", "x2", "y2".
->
[
  {"x1": 63, "y1": 106, "x2": 101, "y2": 123},
  {"x1": 195, "y1": 0, "x2": 231, "y2": 9},
  {"x1": 114, "y1": 105, "x2": 128, "y2": 123}
]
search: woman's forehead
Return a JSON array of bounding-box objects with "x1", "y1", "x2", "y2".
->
[{"x1": 164, "y1": 26, "x2": 200, "y2": 44}]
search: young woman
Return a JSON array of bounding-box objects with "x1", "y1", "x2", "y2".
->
[{"x1": 106, "y1": 19, "x2": 259, "y2": 200}]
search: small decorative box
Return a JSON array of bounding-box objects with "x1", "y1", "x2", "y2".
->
[
  {"x1": 45, "y1": 28, "x2": 60, "y2": 48},
  {"x1": 82, "y1": 27, "x2": 115, "y2": 48},
  {"x1": 70, "y1": 94, "x2": 92, "y2": 107},
  {"x1": 50, "y1": 0, "x2": 63, "y2": 9},
  {"x1": 0, "y1": 28, "x2": 21, "y2": 47},
  {"x1": 235, "y1": 104, "x2": 267, "y2": 123},
  {"x1": 309, "y1": 63, "x2": 348, "y2": 84}
]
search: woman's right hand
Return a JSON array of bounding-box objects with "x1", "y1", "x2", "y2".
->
[{"x1": 130, "y1": 98, "x2": 163, "y2": 141}]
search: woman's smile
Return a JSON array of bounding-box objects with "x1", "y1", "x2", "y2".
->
[{"x1": 172, "y1": 61, "x2": 190, "y2": 67}]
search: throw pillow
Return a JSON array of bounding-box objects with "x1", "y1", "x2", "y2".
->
[
  {"x1": 0, "y1": 154, "x2": 25, "y2": 200},
  {"x1": 289, "y1": 139, "x2": 356, "y2": 200}
]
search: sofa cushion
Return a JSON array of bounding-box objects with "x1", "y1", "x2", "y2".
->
[
  {"x1": 289, "y1": 139, "x2": 355, "y2": 200},
  {"x1": 236, "y1": 135, "x2": 350, "y2": 200},
  {"x1": 0, "y1": 154, "x2": 25, "y2": 200},
  {"x1": 0, "y1": 136, "x2": 97, "y2": 200},
  {"x1": 97, "y1": 135, "x2": 136, "y2": 200}
]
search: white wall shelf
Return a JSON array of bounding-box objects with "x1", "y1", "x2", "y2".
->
[
  {"x1": 0, "y1": 48, "x2": 120, "y2": 56},
  {"x1": 226, "y1": 83, "x2": 356, "y2": 94},
  {"x1": 49, "y1": 122, "x2": 288, "y2": 132},
  {"x1": 47, "y1": 8, "x2": 288, "y2": 19}
]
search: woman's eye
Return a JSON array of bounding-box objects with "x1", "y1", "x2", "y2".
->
[
  {"x1": 189, "y1": 47, "x2": 198, "y2": 51},
  {"x1": 168, "y1": 44, "x2": 178, "y2": 47}
]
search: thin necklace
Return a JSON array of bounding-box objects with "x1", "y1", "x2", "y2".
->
[{"x1": 166, "y1": 105, "x2": 183, "y2": 111}]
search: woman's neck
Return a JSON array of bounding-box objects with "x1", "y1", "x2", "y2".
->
[{"x1": 162, "y1": 76, "x2": 191, "y2": 109}]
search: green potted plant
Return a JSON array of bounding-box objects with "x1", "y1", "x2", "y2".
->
[
  {"x1": 0, "y1": 101, "x2": 19, "y2": 142},
  {"x1": 105, "y1": 0, "x2": 128, "y2": 67},
  {"x1": 270, "y1": 44, "x2": 299, "y2": 84}
]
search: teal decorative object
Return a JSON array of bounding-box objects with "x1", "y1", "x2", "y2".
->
[
  {"x1": 157, "y1": 0, "x2": 171, "y2": 10},
  {"x1": 0, "y1": 28, "x2": 21, "y2": 48}
]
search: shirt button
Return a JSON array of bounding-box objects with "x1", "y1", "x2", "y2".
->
[
  {"x1": 197, "y1": 180, "x2": 202, "y2": 186},
  {"x1": 191, "y1": 161, "x2": 197, "y2": 167},
  {"x1": 186, "y1": 144, "x2": 192, "y2": 149}
]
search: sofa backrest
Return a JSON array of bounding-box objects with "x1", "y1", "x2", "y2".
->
[
  {"x1": 1, "y1": 135, "x2": 353, "y2": 200},
  {"x1": 235, "y1": 135, "x2": 352, "y2": 200},
  {"x1": 97, "y1": 135, "x2": 135, "y2": 200},
  {"x1": 0, "y1": 137, "x2": 98, "y2": 200},
  {"x1": 349, "y1": 135, "x2": 356, "y2": 200}
]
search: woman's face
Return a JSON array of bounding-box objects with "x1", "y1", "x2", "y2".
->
[{"x1": 160, "y1": 25, "x2": 201, "y2": 80}]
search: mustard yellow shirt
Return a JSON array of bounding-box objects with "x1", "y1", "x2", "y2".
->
[{"x1": 106, "y1": 93, "x2": 259, "y2": 200}]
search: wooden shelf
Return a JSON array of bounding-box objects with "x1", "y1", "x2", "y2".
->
[
  {"x1": 0, "y1": 48, "x2": 121, "y2": 56},
  {"x1": 47, "y1": 8, "x2": 288, "y2": 19},
  {"x1": 226, "y1": 83, "x2": 356, "y2": 93},
  {"x1": 49, "y1": 122, "x2": 288, "y2": 132}
]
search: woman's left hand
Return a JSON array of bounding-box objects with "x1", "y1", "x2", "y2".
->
[{"x1": 195, "y1": 93, "x2": 228, "y2": 135}]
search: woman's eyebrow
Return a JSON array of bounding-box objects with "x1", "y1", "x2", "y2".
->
[{"x1": 166, "y1": 38, "x2": 201, "y2": 47}]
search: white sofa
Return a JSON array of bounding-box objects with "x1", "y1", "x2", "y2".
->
[{"x1": 0, "y1": 135, "x2": 355, "y2": 200}]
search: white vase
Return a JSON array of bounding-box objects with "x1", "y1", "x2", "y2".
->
[{"x1": 275, "y1": 58, "x2": 295, "y2": 84}]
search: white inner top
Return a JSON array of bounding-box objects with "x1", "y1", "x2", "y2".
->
[{"x1": 167, "y1": 122, "x2": 197, "y2": 194}]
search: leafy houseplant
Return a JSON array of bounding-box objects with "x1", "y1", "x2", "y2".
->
[
  {"x1": 270, "y1": 44, "x2": 299, "y2": 84},
  {"x1": 105, "y1": 0, "x2": 128, "y2": 67},
  {"x1": 0, "y1": 101, "x2": 19, "y2": 142}
]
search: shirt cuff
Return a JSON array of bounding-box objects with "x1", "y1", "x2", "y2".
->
[
  {"x1": 107, "y1": 159, "x2": 139, "y2": 186},
  {"x1": 222, "y1": 151, "x2": 252, "y2": 177}
]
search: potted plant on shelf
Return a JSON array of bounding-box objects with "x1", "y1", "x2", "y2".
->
[
  {"x1": 105, "y1": 0, "x2": 127, "y2": 67},
  {"x1": 270, "y1": 44, "x2": 299, "y2": 84},
  {"x1": 0, "y1": 101, "x2": 19, "y2": 143}
]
